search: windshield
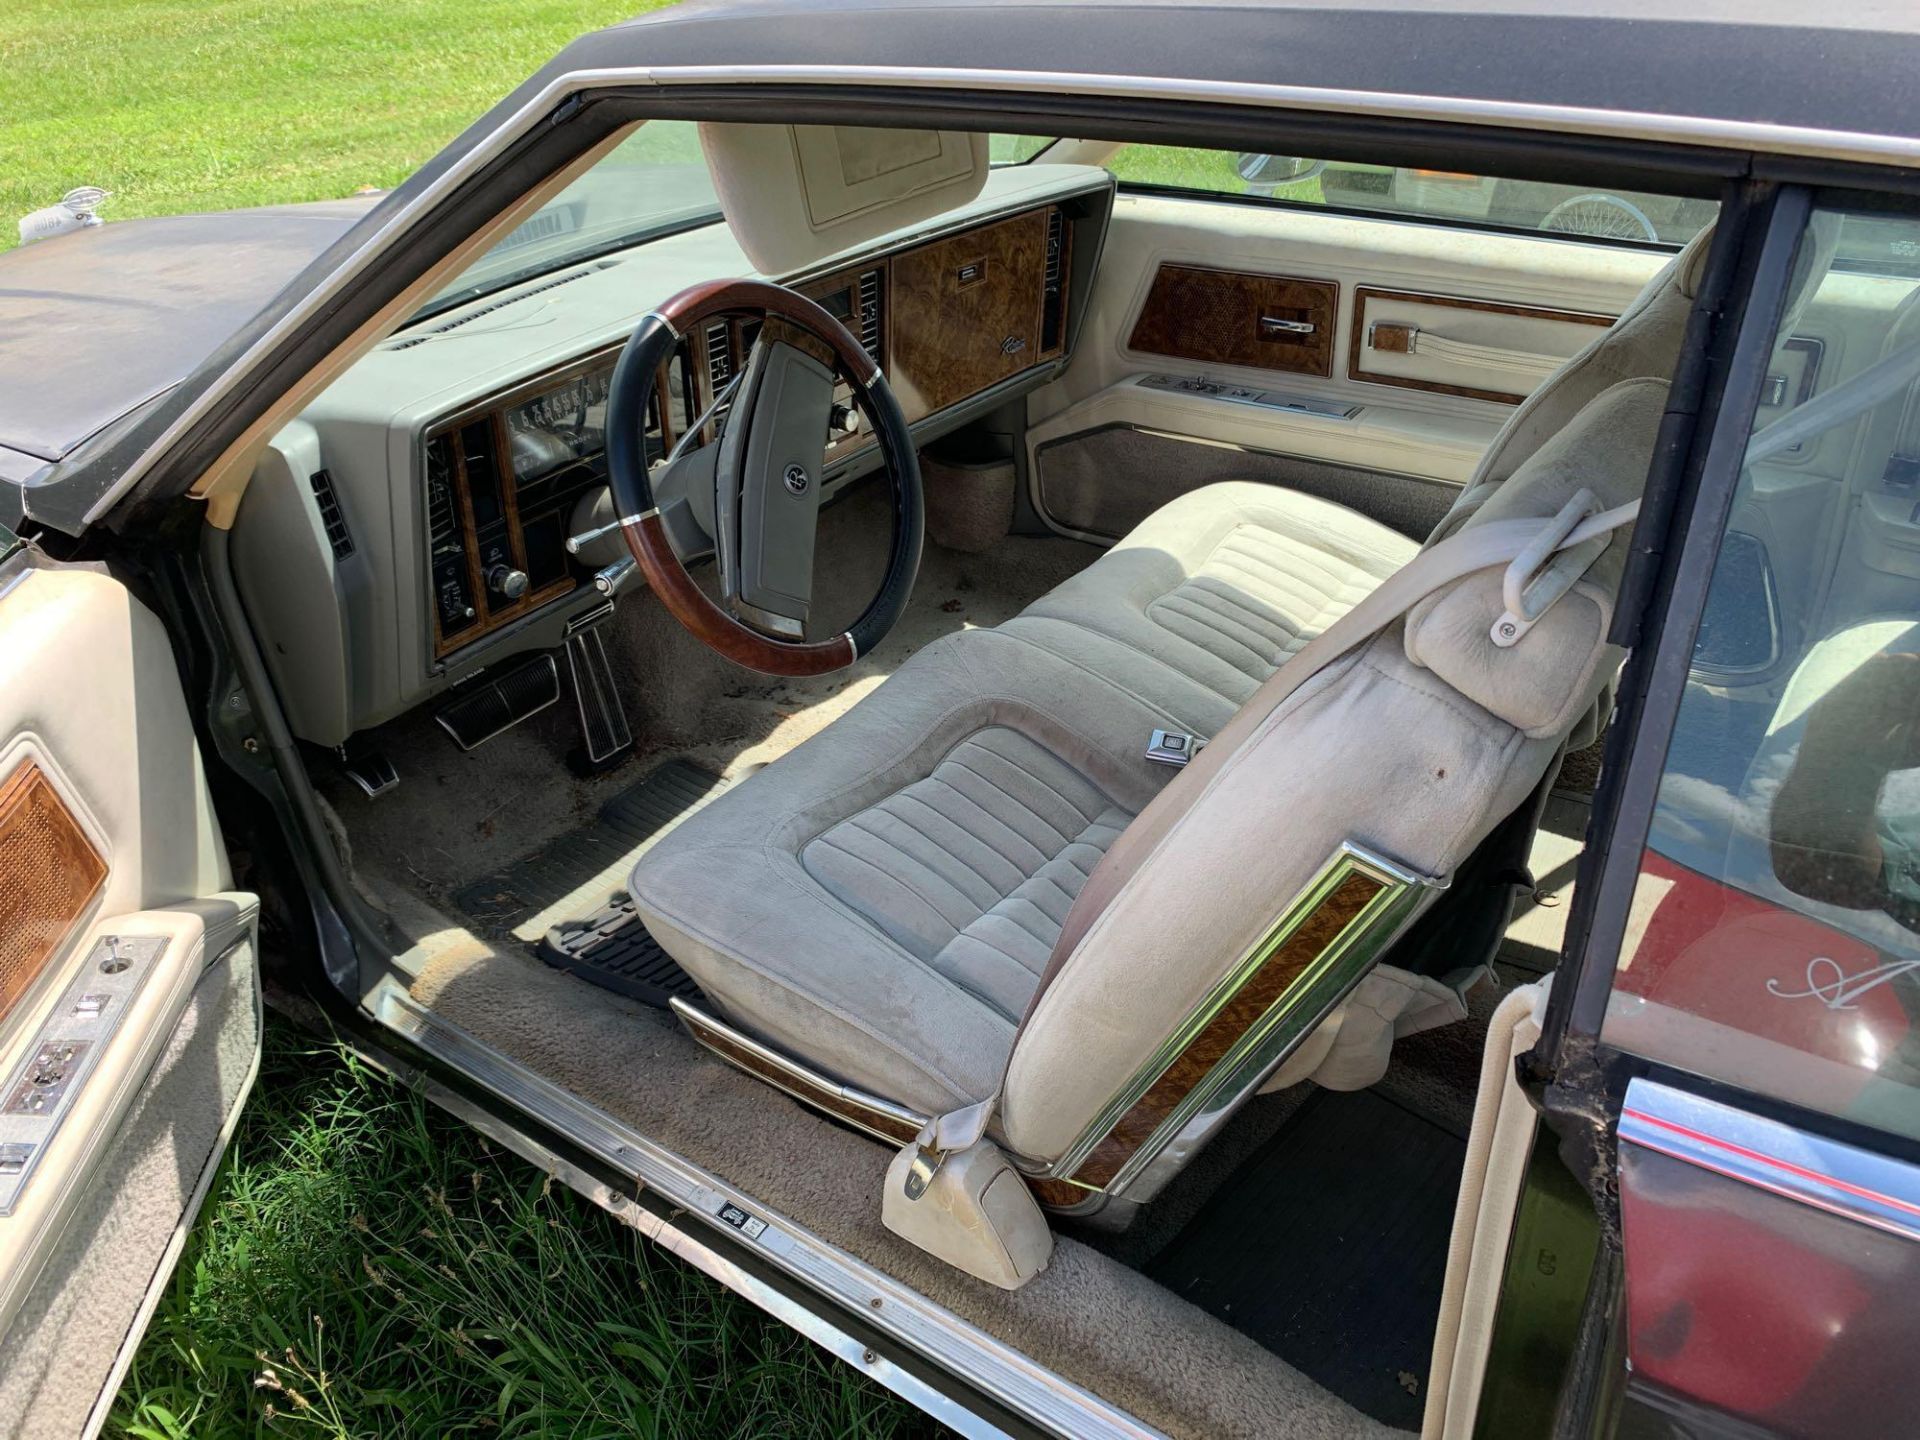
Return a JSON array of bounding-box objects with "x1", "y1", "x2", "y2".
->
[{"x1": 415, "y1": 121, "x2": 721, "y2": 323}]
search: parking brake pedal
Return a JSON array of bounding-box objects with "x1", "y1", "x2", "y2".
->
[
  {"x1": 565, "y1": 624, "x2": 633, "y2": 774},
  {"x1": 337, "y1": 744, "x2": 400, "y2": 798}
]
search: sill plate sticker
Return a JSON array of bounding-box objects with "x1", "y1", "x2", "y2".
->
[{"x1": 717, "y1": 1201, "x2": 768, "y2": 1241}]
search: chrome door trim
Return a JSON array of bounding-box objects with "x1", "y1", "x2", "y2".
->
[
  {"x1": 85, "y1": 60, "x2": 1920, "y2": 526},
  {"x1": 1619, "y1": 1077, "x2": 1920, "y2": 1244},
  {"x1": 407, "y1": 1057, "x2": 1007, "y2": 1440},
  {"x1": 374, "y1": 986, "x2": 1166, "y2": 1440}
]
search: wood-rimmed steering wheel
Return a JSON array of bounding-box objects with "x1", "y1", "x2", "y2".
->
[{"x1": 605, "y1": 278, "x2": 923, "y2": 676}]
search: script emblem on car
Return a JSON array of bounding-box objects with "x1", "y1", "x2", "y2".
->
[{"x1": 783, "y1": 463, "x2": 810, "y2": 496}]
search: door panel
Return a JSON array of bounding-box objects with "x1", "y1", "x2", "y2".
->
[
  {"x1": 0, "y1": 561, "x2": 257, "y2": 1439},
  {"x1": 1025, "y1": 190, "x2": 1670, "y2": 539}
]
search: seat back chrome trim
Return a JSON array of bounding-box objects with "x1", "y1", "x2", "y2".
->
[
  {"x1": 1033, "y1": 841, "x2": 1442, "y2": 1201},
  {"x1": 373, "y1": 985, "x2": 1166, "y2": 1440}
]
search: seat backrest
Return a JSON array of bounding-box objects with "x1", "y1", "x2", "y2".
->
[
  {"x1": 996, "y1": 210, "x2": 1843, "y2": 1188},
  {"x1": 1000, "y1": 374, "x2": 1668, "y2": 1166},
  {"x1": 1426, "y1": 223, "x2": 1713, "y2": 544}
]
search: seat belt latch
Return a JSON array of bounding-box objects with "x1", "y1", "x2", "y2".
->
[
  {"x1": 904, "y1": 1143, "x2": 943, "y2": 1201},
  {"x1": 1145, "y1": 729, "x2": 1205, "y2": 768}
]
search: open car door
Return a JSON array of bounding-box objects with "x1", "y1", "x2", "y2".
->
[
  {"x1": 1450, "y1": 190, "x2": 1920, "y2": 1438},
  {"x1": 0, "y1": 531, "x2": 260, "y2": 1439}
]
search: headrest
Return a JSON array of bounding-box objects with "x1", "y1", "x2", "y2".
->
[
  {"x1": 698, "y1": 124, "x2": 988, "y2": 274},
  {"x1": 1403, "y1": 377, "x2": 1669, "y2": 738}
]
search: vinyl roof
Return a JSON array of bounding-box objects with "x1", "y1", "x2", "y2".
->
[{"x1": 536, "y1": 0, "x2": 1920, "y2": 167}]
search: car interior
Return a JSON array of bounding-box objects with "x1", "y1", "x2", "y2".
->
[{"x1": 205, "y1": 118, "x2": 1920, "y2": 1435}]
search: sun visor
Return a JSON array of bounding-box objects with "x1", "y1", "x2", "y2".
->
[{"x1": 698, "y1": 124, "x2": 988, "y2": 274}]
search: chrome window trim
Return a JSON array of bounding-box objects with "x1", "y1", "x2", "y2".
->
[
  {"x1": 373, "y1": 984, "x2": 1165, "y2": 1440},
  {"x1": 87, "y1": 62, "x2": 1920, "y2": 527},
  {"x1": 1619, "y1": 1077, "x2": 1920, "y2": 1246}
]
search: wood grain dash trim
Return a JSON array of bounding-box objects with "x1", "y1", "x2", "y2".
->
[
  {"x1": 1347, "y1": 285, "x2": 1613, "y2": 405},
  {"x1": 0, "y1": 761, "x2": 107, "y2": 1026},
  {"x1": 1061, "y1": 869, "x2": 1386, "y2": 1190}
]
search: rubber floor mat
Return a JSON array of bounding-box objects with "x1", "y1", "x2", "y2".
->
[
  {"x1": 1146, "y1": 1087, "x2": 1466, "y2": 1431},
  {"x1": 537, "y1": 894, "x2": 706, "y2": 1009},
  {"x1": 452, "y1": 759, "x2": 728, "y2": 946}
]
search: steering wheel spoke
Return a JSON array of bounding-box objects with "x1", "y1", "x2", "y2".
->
[
  {"x1": 604, "y1": 280, "x2": 923, "y2": 676},
  {"x1": 711, "y1": 323, "x2": 837, "y2": 639}
]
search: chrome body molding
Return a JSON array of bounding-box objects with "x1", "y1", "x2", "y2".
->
[
  {"x1": 374, "y1": 987, "x2": 1165, "y2": 1440},
  {"x1": 668, "y1": 995, "x2": 931, "y2": 1145},
  {"x1": 1039, "y1": 841, "x2": 1442, "y2": 1201},
  {"x1": 1619, "y1": 1077, "x2": 1920, "y2": 1245}
]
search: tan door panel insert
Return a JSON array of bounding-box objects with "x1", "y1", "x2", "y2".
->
[{"x1": 0, "y1": 761, "x2": 107, "y2": 1026}]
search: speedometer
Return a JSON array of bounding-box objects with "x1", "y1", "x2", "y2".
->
[{"x1": 504, "y1": 365, "x2": 614, "y2": 485}]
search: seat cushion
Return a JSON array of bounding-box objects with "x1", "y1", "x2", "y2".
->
[
  {"x1": 1007, "y1": 481, "x2": 1417, "y2": 713},
  {"x1": 630, "y1": 624, "x2": 1187, "y2": 1117},
  {"x1": 804, "y1": 726, "x2": 1132, "y2": 1022}
]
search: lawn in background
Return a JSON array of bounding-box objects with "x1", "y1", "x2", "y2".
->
[
  {"x1": 2, "y1": 0, "x2": 929, "y2": 1431},
  {"x1": 112, "y1": 1023, "x2": 937, "y2": 1439},
  {"x1": 0, "y1": 0, "x2": 651, "y2": 248}
]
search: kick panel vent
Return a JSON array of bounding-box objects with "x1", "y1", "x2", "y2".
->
[{"x1": 308, "y1": 468, "x2": 354, "y2": 559}]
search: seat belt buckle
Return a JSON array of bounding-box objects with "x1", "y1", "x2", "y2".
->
[{"x1": 1145, "y1": 729, "x2": 1204, "y2": 768}]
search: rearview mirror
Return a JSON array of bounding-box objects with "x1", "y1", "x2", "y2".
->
[{"x1": 1234, "y1": 154, "x2": 1325, "y2": 190}]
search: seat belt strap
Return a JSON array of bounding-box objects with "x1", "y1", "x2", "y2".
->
[{"x1": 910, "y1": 498, "x2": 1641, "y2": 1165}]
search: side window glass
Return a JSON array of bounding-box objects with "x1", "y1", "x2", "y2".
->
[
  {"x1": 1605, "y1": 206, "x2": 1920, "y2": 1140},
  {"x1": 1101, "y1": 145, "x2": 1715, "y2": 248}
]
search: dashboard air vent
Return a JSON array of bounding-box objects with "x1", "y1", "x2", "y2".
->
[
  {"x1": 309, "y1": 468, "x2": 354, "y2": 559},
  {"x1": 425, "y1": 434, "x2": 478, "y2": 643},
  {"x1": 705, "y1": 321, "x2": 732, "y2": 392},
  {"x1": 1041, "y1": 208, "x2": 1067, "y2": 353},
  {"x1": 857, "y1": 269, "x2": 884, "y2": 364}
]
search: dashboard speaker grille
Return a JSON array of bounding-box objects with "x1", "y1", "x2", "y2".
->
[{"x1": 0, "y1": 762, "x2": 106, "y2": 1026}]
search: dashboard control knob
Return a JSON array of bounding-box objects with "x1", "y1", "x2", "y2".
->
[
  {"x1": 829, "y1": 402, "x2": 862, "y2": 439},
  {"x1": 486, "y1": 565, "x2": 530, "y2": 601}
]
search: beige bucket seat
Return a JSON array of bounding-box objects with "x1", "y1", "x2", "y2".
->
[{"x1": 629, "y1": 223, "x2": 1781, "y2": 1280}]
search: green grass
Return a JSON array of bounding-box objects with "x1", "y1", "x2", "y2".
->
[
  {"x1": 1, "y1": 1, "x2": 930, "y2": 1429},
  {"x1": 0, "y1": 0, "x2": 667, "y2": 249},
  {"x1": 110, "y1": 1020, "x2": 937, "y2": 1439}
]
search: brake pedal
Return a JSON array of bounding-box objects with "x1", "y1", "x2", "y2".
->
[
  {"x1": 436, "y1": 653, "x2": 561, "y2": 751},
  {"x1": 565, "y1": 625, "x2": 634, "y2": 774}
]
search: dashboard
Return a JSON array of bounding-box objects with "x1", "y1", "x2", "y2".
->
[{"x1": 232, "y1": 167, "x2": 1110, "y2": 747}]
